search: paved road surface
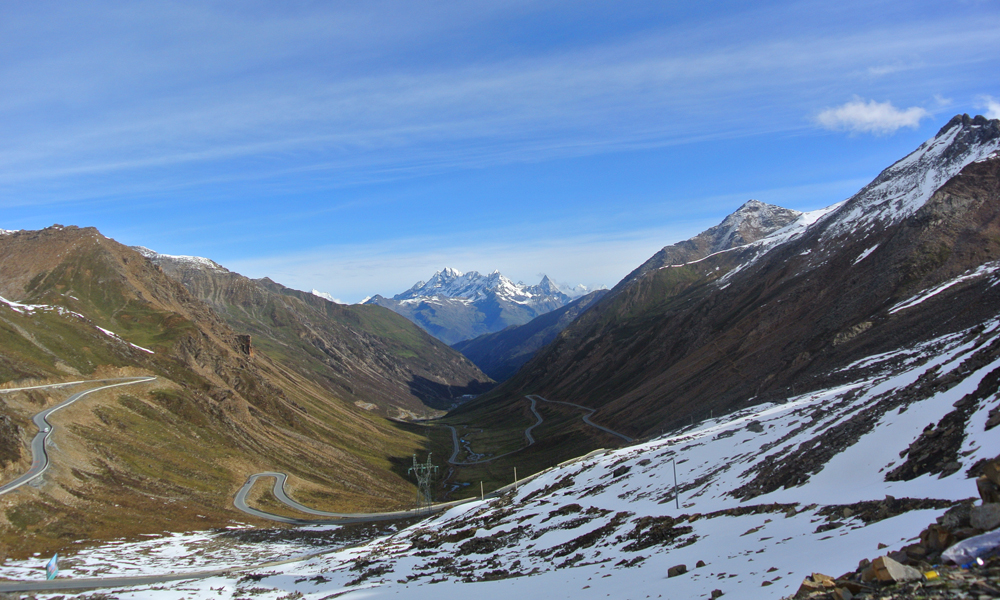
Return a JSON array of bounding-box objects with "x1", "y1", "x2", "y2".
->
[
  {"x1": 0, "y1": 377, "x2": 157, "y2": 496},
  {"x1": 233, "y1": 472, "x2": 467, "y2": 525},
  {"x1": 528, "y1": 395, "x2": 633, "y2": 442}
]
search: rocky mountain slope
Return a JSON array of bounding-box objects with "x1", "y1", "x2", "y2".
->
[
  {"x1": 454, "y1": 114, "x2": 1000, "y2": 451},
  {"x1": 139, "y1": 249, "x2": 492, "y2": 417},
  {"x1": 0, "y1": 227, "x2": 446, "y2": 558},
  {"x1": 365, "y1": 269, "x2": 573, "y2": 345},
  {"x1": 453, "y1": 289, "x2": 609, "y2": 381},
  {"x1": 36, "y1": 305, "x2": 1000, "y2": 598}
]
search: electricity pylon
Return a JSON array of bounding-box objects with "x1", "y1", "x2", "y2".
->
[{"x1": 409, "y1": 453, "x2": 438, "y2": 509}]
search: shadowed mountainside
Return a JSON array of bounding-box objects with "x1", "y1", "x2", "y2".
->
[
  {"x1": 452, "y1": 289, "x2": 609, "y2": 381},
  {"x1": 142, "y1": 250, "x2": 493, "y2": 417},
  {"x1": 447, "y1": 116, "x2": 1000, "y2": 471}
]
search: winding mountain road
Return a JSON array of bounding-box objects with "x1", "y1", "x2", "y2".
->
[
  {"x1": 445, "y1": 394, "x2": 631, "y2": 466},
  {"x1": 0, "y1": 377, "x2": 157, "y2": 496},
  {"x1": 446, "y1": 395, "x2": 544, "y2": 465},
  {"x1": 232, "y1": 472, "x2": 470, "y2": 525},
  {"x1": 528, "y1": 395, "x2": 634, "y2": 442}
]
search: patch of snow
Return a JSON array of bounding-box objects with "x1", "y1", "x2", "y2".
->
[
  {"x1": 95, "y1": 326, "x2": 155, "y2": 354},
  {"x1": 852, "y1": 244, "x2": 879, "y2": 265},
  {"x1": 0, "y1": 526, "x2": 347, "y2": 581},
  {"x1": 888, "y1": 260, "x2": 1000, "y2": 314},
  {"x1": 0, "y1": 295, "x2": 86, "y2": 320}
]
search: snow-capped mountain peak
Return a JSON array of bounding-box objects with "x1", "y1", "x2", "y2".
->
[
  {"x1": 821, "y1": 114, "x2": 1000, "y2": 240},
  {"x1": 310, "y1": 289, "x2": 342, "y2": 304},
  {"x1": 394, "y1": 268, "x2": 569, "y2": 306},
  {"x1": 368, "y1": 268, "x2": 578, "y2": 343}
]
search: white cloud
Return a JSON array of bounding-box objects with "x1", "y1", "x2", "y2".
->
[
  {"x1": 979, "y1": 95, "x2": 1000, "y2": 119},
  {"x1": 815, "y1": 98, "x2": 930, "y2": 135}
]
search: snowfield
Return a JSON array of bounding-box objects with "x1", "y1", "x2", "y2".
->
[{"x1": 17, "y1": 315, "x2": 999, "y2": 599}]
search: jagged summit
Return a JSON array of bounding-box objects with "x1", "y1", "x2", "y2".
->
[
  {"x1": 393, "y1": 268, "x2": 570, "y2": 307},
  {"x1": 820, "y1": 113, "x2": 1000, "y2": 240},
  {"x1": 702, "y1": 199, "x2": 803, "y2": 255},
  {"x1": 367, "y1": 269, "x2": 575, "y2": 344}
]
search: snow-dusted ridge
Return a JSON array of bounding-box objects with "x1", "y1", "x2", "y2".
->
[
  {"x1": 703, "y1": 117, "x2": 1000, "y2": 289},
  {"x1": 133, "y1": 246, "x2": 226, "y2": 271},
  {"x1": 821, "y1": 115, "x2": 1000, "y2": 240}
]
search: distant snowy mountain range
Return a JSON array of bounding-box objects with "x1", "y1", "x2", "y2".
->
[
  {"x1": 396, "y1": 268, "x2": 569, "y2": 305},
  {"x1": 365, "y1": 269, "x2": 601, "y2": 345}
]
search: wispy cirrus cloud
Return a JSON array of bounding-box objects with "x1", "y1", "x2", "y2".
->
[
  {"x1": 815, "y1": 98, "x2": 930, "y2": 135},
  {"x1": 1, "y1": 3, "x2": 999, "y2": 204}
]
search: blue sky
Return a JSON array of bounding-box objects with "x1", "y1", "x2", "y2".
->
[{"x1": 2, "y1": 1, "x2": 999, "y2": 302}]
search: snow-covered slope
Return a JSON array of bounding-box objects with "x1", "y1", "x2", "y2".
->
[{"x1": 42, "y1": 306, "x2": 1000, "y2": 599}]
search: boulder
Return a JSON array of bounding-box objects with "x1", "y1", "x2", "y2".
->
[
  {"x1": 920, "y1": 524, "x2": 955, "y2": 552},
  {"x1": 795, "y1": 573, "x2": 835, "y2": 598},
  {"x1": 971, "y1": 503, "x2": 1000, "y2": 531},
  {"x1": 978, "y1": 476, "x2": 1000, "y2": 504},
  {"x1": 833, "y1": 587, "x2": 853, "y2": 600},
  {"x1": 984, "y1": 460, "x2": 1000, "y2": 487},
  {"x1": 667, "y1": 564, "x2": 687, "y2": 578},
  {"x1": 872, "y1": 555, "x2": 922, "y2": 583},
  {"x1": 937, "y1": 502, "x2": 973, "y2": 530}
]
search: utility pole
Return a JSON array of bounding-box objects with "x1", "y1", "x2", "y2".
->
[
  {"x1": 672, "y1": 458, "x2": 679, "y2": 510},
  {"x1": 514, "y1": 467, "x2": 518, "y2": 492},
  {"x1": 480, "y1": 481, "x2": 484, "y2": 501},
  {"x1": 408, "y1": 454, "x2": 438, "y2": 510}
]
